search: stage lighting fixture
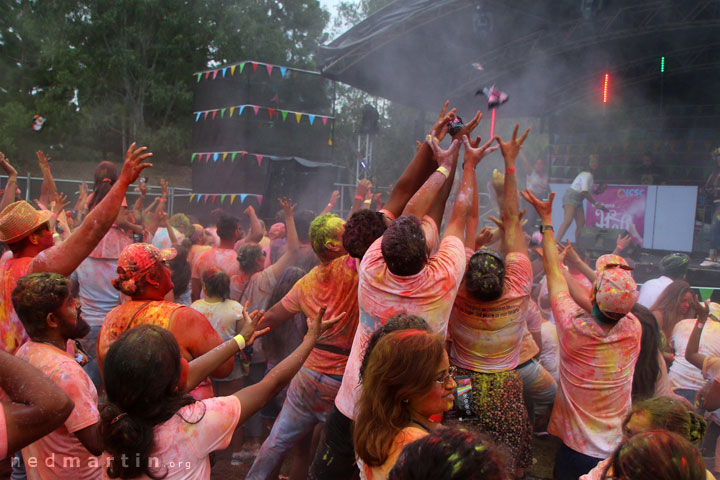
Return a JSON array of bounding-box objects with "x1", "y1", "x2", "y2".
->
[
  {"x1": 660, "y1": 56, "x2": 665, "y2": 73},
  {"x1": 602, "y1": 73, "x2": 609, "y2": 103}
]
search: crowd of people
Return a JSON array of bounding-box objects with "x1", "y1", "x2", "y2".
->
[{"x1": 0, "y1": 101, "x2": 718, "y2": 480}]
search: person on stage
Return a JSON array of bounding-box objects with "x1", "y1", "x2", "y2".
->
[{"x1": 556, "y1": 154, "x2": 608, "y2": 242}]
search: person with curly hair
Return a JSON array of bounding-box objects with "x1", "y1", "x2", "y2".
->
[{"x1": 388, "y1": 428, "x2": 512, "y2": 480}]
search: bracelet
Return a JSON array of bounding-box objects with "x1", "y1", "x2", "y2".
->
[
  {"x1": 436, "y1": 166, "x2": 450, "y2": 179},
  {"x1": 355, "y1": 195, "x2": 363, "y2": 200},
  {"x1": 540, "y1": 225, "x2": 554, "y2": 233},
  {"x1": 363, "y1": 199, "x2": 372, "y2": 204},
  {"x1": 233, "y1": 334, "x2": 246, "y2": 350},
  {"x1": 506, "y1": 167, "x2": 516, "y2": 175},
  {"x1": 615, "y1": 244, "x2": 625, "y2": 251},
  {"x1": 696, "y1": 322, "x2": 706, "y2": 330}
]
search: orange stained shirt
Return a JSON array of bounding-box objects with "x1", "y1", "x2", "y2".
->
[{"x1": 0, "y1": 257, "x2": 34, "y2": 353}]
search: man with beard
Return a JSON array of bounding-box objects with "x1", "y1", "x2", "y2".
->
[{"x1": 12, "y1": 273, "x2": 103, "y2": 479}]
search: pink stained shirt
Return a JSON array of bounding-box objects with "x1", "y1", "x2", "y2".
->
[
  {"x1": 448, "y1": 251, "x2": 533, "y2": 372},
  {"x1": 335, "y1": 230, "x2": 466, "y2": 420},
  {"x1": 15, "y1": 342, "x2": 101, "y2": 480},
  {"x1": 0, "y1": 256, "x2": 34, "y2": 353},
  {"x1": 517, "y1": 299, "x2": 544, "y2": 364},
  {"x1": 548, "y1": 291, "x2": 641, "y2": 459},
  {"x1": 281, "y1": 255, "x2": 360, "y2": 376},
  {"x1": 191, "y1": 248, "x2": 241, "y2": 281},
  {"x1": 102, "y1": 396, "x2": 241, "y2": 480}
]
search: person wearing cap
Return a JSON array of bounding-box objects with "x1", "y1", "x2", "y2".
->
[
  {"x1": 637, "y1": 252, "x2": 690, "y2": 308},
  {"x1": 0, "y1": 143, "x2": 152, "y2": 354},
  {"x1": 521, "y1": 187, "x2": 641, "y2": 480},
  {"x1": 444, "y1": 126, "x2": 533, "y2": 475},
  {"x1": 96, "y1": 243, "x2": 235, "y2": 400}
]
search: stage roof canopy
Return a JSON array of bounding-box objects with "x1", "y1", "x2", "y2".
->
[{"x1": 317, "y1": 0, "x2": 720, "y2": 117}]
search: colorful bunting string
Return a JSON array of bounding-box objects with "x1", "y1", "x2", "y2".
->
[
  {"x1": 188, "y1": 192, "x2": 263, "y2": 206},
  {"x1": 193, "y1": 104, "x2": 333, "y2": 124},
  {"x1": 190, "y1": 149, "x2": 296, "y2": 165},
  {"x1": 193, "y1": 61, "x2": 318, "y2": 80}
]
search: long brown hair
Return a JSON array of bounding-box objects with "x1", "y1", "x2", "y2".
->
[
  {"x1": 353, "y1": 329, "x2": 445, "y2": 467},
  {"x1": 650, "y1": 280, "x2": 692, "y2": 340}
]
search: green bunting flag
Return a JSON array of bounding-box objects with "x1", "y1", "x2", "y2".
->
[
  {"x1": 281, "y1": 110, "x2": 288, "y2": 121},
  {"x1": 700, "y1": 288, "x2": 714, "y2": 301}
]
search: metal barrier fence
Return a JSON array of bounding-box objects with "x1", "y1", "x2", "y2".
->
[{"x1": 0, "y1": 174, "x2": 192, "y2": 216}]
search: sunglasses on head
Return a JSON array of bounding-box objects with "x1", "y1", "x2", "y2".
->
[{"x1": 602, "y1": 263, "x2": 633, "y2": 272}]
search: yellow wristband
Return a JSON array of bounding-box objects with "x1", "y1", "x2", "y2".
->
[
  {"x1": 436, "y1": 166, "x2": 450, "y2": 179},
  {"x1": 233, "y1": 334, "x2": 246, "y2": 350}
]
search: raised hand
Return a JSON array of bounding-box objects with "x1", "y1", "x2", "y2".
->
[
  {"x1": 0, "y1": 152, "x2": 17, "y2": 178},
  {"x1": 240, "y1": 303, "x2": 266, "y2": 346},
  {"x1": 120, "y1": 142, "x2": 153, "y2": 184},
  {"x1": 520, "y1": 188, "x2": 554, "y2": 224},
  {"x1": 160, "y1": 178, "x2": 168, "y2": 198},
  {"x1": 36, "y1": 150, "x2": 50, "y2": 170},
  {"x1": 52, "y1": 193, "x2": 70, "y2": 215},
  {"x1": 355, "y1": 179, "x2": 372, "y2": 199},
  {"x1": 330, "y1": 190, "x2": 340, "y2": 205},
  {"x1": 278, "y1": 197, "x2": 297, "y2": 216},
  {"x1": 495, "y1": 124, "x2": 531, "y2": 165},
  {"x1": 475, "y1": 226, "x2": 494, "y2": 249},
  {"x1": 562, "y1": 241, "x2": 584, "y2": 268},
  {"x1": 617, "y1": 233, "x2": 632, "y2": 250},
  {"x1": 692, "y1": 295, "x2": 710, "y2": 321},
  {"x1": 243, "y1": 205, "x2": 256, "y2": 217},
  {"x1": 307, "y1": 306, "x2": 346, "y2": 340},
  {"x1": 452, "y1": 110, "x2": 483, "y2": 141},
  {"x1": 430, "y1": 100, "x2": 457, "y2": 143},
  {"x1": 138, "y1": 179, "x2": 148, "y2": 196},
  {"x1": 428, "y1": 130, "x2": 460, "y2": 169},
  {"x1": 373, "y1": 192, "x2": 383, "y2": 209},
  {"x1": 79, "y1": 181, "x2": 88, "y2": 197},
  {"x1": 462, "y1": 135, "x2": 498, "y2": 169}
]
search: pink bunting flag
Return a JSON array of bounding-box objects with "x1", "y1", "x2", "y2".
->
[
  {"x1": 212, "y1": 70, "x2": 218, "y2": 79},
  {"x1": 204, "y1": 154, "x2": 210, "y2": 163},
  {"x1": 322, "y1": 117, "x2": 328, "y2": 126},
  {"x1": 266, "y1": 64, "x2": 273, "y2": 76},
  {"x1": 253, "y1": 106, "x2": 260, "y2": 116},
  {"x1": 203, "y1": 195, "x2": 208, "y2": 204},
  {"x1": 257, "y1": 195, "x2": 263, "y2": 206},
  {"x1": 256, "y1": 154, "x2": 263, "y2": 166},
  {"x1": 203, "y1": 111, "x2": 209, "y2": 120}
]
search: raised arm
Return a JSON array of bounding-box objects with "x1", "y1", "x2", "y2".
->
[
  {"x1": 522, "y1": 190, "x2": 568, "y2": 300},
  {"x1": 240, "y1": 206, "x2": 263, "y2": 244},
  {"x1": 443, "y1": 135, "x2": 497, "y2": 240},
  {"x1": 0, "y1": 152, "x2": 18, "y2": 212},
  {"x1": 73, "y1": 182, "x2": 89, "y2": 225},
  {"x1": 686, "y1": 299, "x2": 710, "y2": 371},
  {"x1": 383, "y1": 101, "x2": 456, "y2": 218},
  {"x1": 233, "y1": 306, "x2": 341, "y2": 424},
  {"x1": 496, "y1": 124, "x2": 531, "y2": 255},
  {"x1": 267, "y1": 198, "x2": 299, "y2": 276},
  {"x1": 29, "y1": 143, "x2": 152, "y2": 276},
  {"x1": 36, "y1": 150, "x2": 59, "y2": 208},
  {"x1": 321, "y1": 190, "x2": 340, "y2": 215},
  {"x1": 350, "y1": 180, "x2": 372, "y2": 215},
  {"x1": 0, "y1": 349, "x2": 74, "y2": 456},
  {"x1": 132, "y1": 179, "x2": 148, "y2": 221},
  {"x1": 402, "y1": 134, "x2": 459, "y2": 219}
]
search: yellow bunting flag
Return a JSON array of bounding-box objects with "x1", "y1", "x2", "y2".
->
[
  {"x1": 231, "y1": 65, "x2": 237, "y2": 76},
  {"x1": 189, "y1": 194, "x2": 195, "y2": 202},
  {"x1": 230, "y1": 194, "x2": 237, "y2": 205},
  {"x1": 229, "y1": 106, "x2": 235, "y2": 117},
  {"x1": 295, "y1": 112, "x2": 302, "y2": 123},
  {"x1": 222, "y1": 153, "x2": 228, "y2": 162}
]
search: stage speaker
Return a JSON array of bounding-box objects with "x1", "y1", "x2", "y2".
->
[
  {"x1": 359, "y1": 104, "x2": 379, "y2": 134},
  {"x1": 576, "y1": 226, "x2": 636, "y2": 255}
]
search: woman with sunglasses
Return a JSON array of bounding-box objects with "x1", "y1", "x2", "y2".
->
[{"x1": 353, "y1": 329, "x2": 456, "y2": 480}]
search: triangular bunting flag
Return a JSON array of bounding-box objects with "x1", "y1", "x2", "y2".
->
[
  {"x1": 256, "y1": 195, "x2": 263, "y2": 206},
  {"x1": 204, "y1": 154, "x2": 210, "y2": 163},
  {"x1": 328, "y1": 138, "x2": 333, "y2": 146},
  {"x1": 322, "y1": 116, "x2": 328, "y2": 126},
  {"x1": 211, "y1": 110, "x2": 218, "y2": 120},
  {"x1": 197, "y1": 194, "x2": 202, "y2": 203},
  {"x1": 221, "y1": 108, "x2": 226, "y2": 118},
  {"x1": 231, "y1": 152, "x2": 237, "y2": 162},
  {"x1": 190, "y1": 194, "x2": 195, "y2": 202},
  {"x1": 203, "y1": 195, "x2": 208, "y2": 204},
  {"x1": 191, "y1": 153, "x2": 197, "y2": 163},
  {"x1": 308, "y1": 114, "x2": 315, "y2": 125},
  {"x1": 222, "y1": 67, "x2": 227, "y2": 78},
  {"x1": 212, "y1": 69, "x2": 218, "y2": 79},
  {"x1": 280, "y1": 67, "x2": 287, "y2": 78},
  {"x1": 295, "y1": 112, "x2": 302, "y2": 123},
  {"x1": 256, "y1": 155, "x2": 263, "y2": 166},
  {"x1": 240, "y1": 194, "x2": 248, "y2": 202},
  {"x1": 195, "y1": 112, "x2": 201, "y2": 122},
  {"x1": 221, "y1": 194, "x2": 226, "y2": 204},
  {"x1": 229, "y1": 106, "x2": 235, "y2": 117},
  {"x1": 222, "y1": 153, "x2": 228, "y2": 162},
  {"x1": 241, "y1": 151, "x2": 247, "y2": 158},
  {"x1": 239, "y1": 62, "x2": 246, "y2": 74},
  {"x1": 700, "y1": 288, "x2": 714, "y2": 301},
  {"x1": 253, "y1": 106, "x2": 260, "y2": 116},
  {"x1": 196, "y1": 73, "x2": 202, "y2": 82},
  {"x1": 230, "y1": 194, "x2": 237, "y2": 205},
  {"x1": 211, "y1": 195, "x2": 217, "y2": 204},
  {"x1": 281, "y1": 111, "x2": 288, "y2": 121},
  {"x1": 231, "y1": 65, "x2": 237, "y2": 75},
  {"x1": 203, "y1": 111, "x2": 209, "y2": 120},
  {"x1": 266, "y1": 64, "x2": 273, "y2": 76},
  {"x1": 239, "y1": 106, "x2": 245, "y2": 116},
  {"x1": 204, "y1": 72, "x2": 210, "y2": 80},
  {"x1": 251, "y1": 62, "x2": 258, "y2": 72},
  {"x1": 268, "y1": 108, "x2": 275, "y2": 119},
  {"x1": 213, "y1": 153, "x2": 218, "y2": 162}
]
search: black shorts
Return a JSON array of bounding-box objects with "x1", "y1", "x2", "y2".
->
[{"x1": 308, "y1": 405, "x2": 358, "y2": 480}]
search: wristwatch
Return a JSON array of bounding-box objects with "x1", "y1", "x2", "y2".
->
[{"x1": 540, "y1": 225, "x2": 554, "y2": 234}]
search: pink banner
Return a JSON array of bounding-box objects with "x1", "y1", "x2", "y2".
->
[{"x1": 585, "y1": 185, "x2": 647, "y2": 244}]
